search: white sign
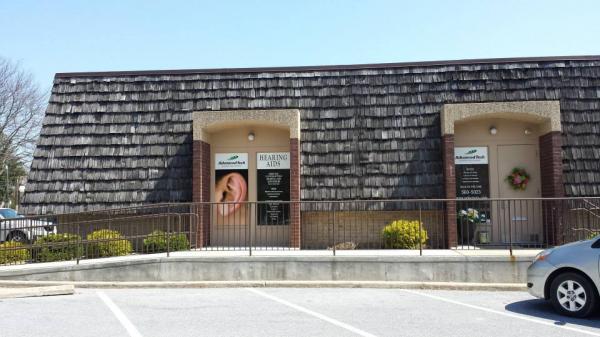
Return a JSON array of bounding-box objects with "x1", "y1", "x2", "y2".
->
[
  {"x1": 455, "y1": 147, "x2": 488, "y2": 165},
  {"x1": 215, "y1": 153, "x2": 248, "y2": 170},
  {"x1": 257, "y1": 152, "x2": 290, "y2": 170}
]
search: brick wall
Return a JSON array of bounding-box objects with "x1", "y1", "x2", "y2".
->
[
  {"x1": 192, "y1": 140, "x2": 211, "y2": 247},
  {"x1": 539, "y1": 131, "x2": 564, "y2": 245},
  {"x1": 290, "y1": 138, "x2": 301, "y2": 248},
  {"x1": 301, "y1": 210, "x2": 446, "y2": 249},
  {"x1": 540, "y1": 132, "x2": 564, "y2": 198},
  {"x1": 442, "y1": 134, "x2": 457, "y2": 248}
]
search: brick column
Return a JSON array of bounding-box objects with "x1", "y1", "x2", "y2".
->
[
  {"x1": 193, "y1": 140, "x2": 211, "y2": 247},
  {"x1": 539, "y1": 131, "x2": 564, "y2": 245},
  {"x1": 290, "y1": 138, "x2": 301, "y2": 248},
  {"x1": 442, "y1": 134, "x2": 457, "y2": 248}
]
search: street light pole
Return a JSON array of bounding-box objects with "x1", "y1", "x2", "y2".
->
[
  {"x1": 4, "y1": 164, "x2": 8, "y2": 207},
  {"x1": 18, "y1": 185, "x2": 25, "y2": 212}
]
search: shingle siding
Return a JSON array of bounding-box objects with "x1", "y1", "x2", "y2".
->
[{"x1": 21, "y1": 58, "x2": 600, "y2": 214}]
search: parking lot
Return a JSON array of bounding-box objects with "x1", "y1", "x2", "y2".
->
[{"x1": 0, "y1": 288, "x2": 599, "y2": 337}]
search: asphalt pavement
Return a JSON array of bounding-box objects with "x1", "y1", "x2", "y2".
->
[{"x1": 0, "y1": 288, "x2": 599, "y2": 337}]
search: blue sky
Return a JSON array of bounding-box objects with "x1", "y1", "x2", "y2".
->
[{"x1": 2, "y1": 0, "x2": 600, "y2": 90}]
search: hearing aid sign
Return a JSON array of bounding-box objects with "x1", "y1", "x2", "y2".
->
[
  {"x1": 257, "y1": 152, "x2": 290, "y2": 225},
  {"x1": 214, "y1": 153, "x2": 248, "y2": 218}
]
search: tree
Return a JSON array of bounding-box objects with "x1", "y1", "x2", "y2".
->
[
  {"x1": 0, "y1": 57, "x2": 47, "y2": 207},
  {"x1": 0, "y1": 157, "x2": 26, "y2": 207},
  {"x1": 0, "y1": 57, "x2": 46, "y2": 165}
]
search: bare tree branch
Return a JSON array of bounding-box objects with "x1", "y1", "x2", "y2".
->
[{"x1": 0, "y1": 57, "x2": 47, "y2": 167}]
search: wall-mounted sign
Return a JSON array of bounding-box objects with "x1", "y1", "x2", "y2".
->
[
  {"x1": 215, "y1": 153, "x2": 248, "y2": 170},
  {"x1": 214, "y1": 153, "x2": 248, "y2": 218},
  {"x1": 455, "y1": 147, "x2": 489, "y2": 198},
  {"x1": 455, "y1": 147, "x2": 488, "y2": 165},
  {"x1": 257, "y1": 152, "x2": 290, "y2": 170},
  {"x1": 257, "y1": 152, "x2": 290, "y2": 226}
]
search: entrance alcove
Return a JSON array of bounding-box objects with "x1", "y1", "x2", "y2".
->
[
  {"x1": 454, "y1": 117, "x2": 543, "y2": 245},
  {"x1": 192, "y1": 110, "x2": 301, "y2": 248},
  {"x1": 441, "y1": 101, "x2": 563, "y2": 247},
  {"x1": 209, "y1": 125, "x2": 290, "y2": 246}
]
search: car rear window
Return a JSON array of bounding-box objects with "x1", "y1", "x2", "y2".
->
[{"x1": 0, "y1": 209, "x2": 19, "y2": 218}]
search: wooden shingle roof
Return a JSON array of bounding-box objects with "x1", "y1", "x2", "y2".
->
[{"x1": 21, "y1": 56, "x2": 600, "y2": 214}]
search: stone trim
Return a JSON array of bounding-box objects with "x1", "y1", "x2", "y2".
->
[
  {"x1": 441, "y1": 101, "x2": 561, "y2": 135},
  {"x1": 193, "y1": 109, "x2": 300, "y2": 141}
]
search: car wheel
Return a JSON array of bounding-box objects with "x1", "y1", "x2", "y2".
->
[
  {"x1": 550, "y1": 272, "x2": 597, "y2": 318},
  {"x1": 6, "y1": 231, "x2": 28, "y2": 244}
]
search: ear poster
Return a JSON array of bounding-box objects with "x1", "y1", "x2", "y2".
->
[
  {"x1": 257, "y1": 152, "x2": 290, "y2": 225},
  {"x1": 214, "y1": 153, "x2": 248, "y2": 218}
]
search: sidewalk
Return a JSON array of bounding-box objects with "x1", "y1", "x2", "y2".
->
[{"x1": 0, "y1": 285, "x2": 74, "y2": 298}]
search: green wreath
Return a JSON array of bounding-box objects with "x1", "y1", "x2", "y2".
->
[{"x1": 506, "y1": 167, "x2": 530, "y2": 191}]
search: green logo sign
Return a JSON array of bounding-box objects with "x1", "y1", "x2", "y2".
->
[
  {"x1": 228, "y1": 155, "x2": 239, "y2": 160},
  {"x1": 466, "y1": 149, "x2": 477, "y2": 154}
]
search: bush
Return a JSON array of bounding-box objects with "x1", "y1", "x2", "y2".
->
[
  {"x1": 34, "y1": 233, "x2": 83, "y2": 262},
  {"x1": 382, "y1": 219, "x2": 428, "y2": 249},
  {"x1": 0, "y1": 241, "x2": 30, "y2": 264},
  {"x1": 86, "y1": 229, "x2": 132, "y2": 258},
  {"x1": 586, "y1": 231, "x2": 599, "y2": 240},
  {"x1": 143, "y1": 230, "x2": 189, "y2": 253},
  {"x1": 328, "y1": 241, "x2": 357, "y2": 250}
]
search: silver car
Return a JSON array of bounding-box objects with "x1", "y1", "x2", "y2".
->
[
  {"x1": 527, "y1": 237, "x2": 600, "y2": 317},
  {"x1": 0, "y1": 208, "x2": 56, "y2": 243}
]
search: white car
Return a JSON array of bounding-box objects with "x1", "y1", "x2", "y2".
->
[
  {"x1": 0, "y1": 208, "x2": 56, "y2": 243},
  {"x1": 527, "y1": 237, "x2": 600, "y2": 317}
]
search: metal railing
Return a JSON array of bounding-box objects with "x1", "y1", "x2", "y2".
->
[
  {"x1": 0, "y1": 204, "x2": 197, "y2": 266},
  {"x1": 1, "y1": 197, "x2": 599, "y2": 265},
  {"x1": 574, "y1": 198, "x2": 600, "y2": 220}
]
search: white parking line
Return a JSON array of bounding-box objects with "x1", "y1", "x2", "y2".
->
[
  {"x1": 246, "y1": 288, "x2": 378, "y2": 337},
  {"x1": 97, "y1": 291, "x2": 143, "y2": 337},
  {"x1": 400, "y1": 289, "x2": 600, "y2": 337}
]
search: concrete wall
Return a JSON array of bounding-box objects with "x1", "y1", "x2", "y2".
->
[{"x1": 0, "y1": 255, "x2": 531, "y2": 283}]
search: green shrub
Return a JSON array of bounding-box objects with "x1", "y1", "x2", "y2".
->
[
  {"x1": 328, "y1": 241, "x2": 357, "y2": 250},
  {"x1": 34, "y1": 233, "x2": 83, "y2": 262},
  {"x1": 382, "y1": 219, "x2": 428, "y2": 249},
  {"x1": 586, "y1": 231, "x2": 599, "y2": 240},
  {"x1": 0, "y1": 241, "x2": 30, "y2": 264},
  {"x1": 86, "y1": 229, "x2": 132, "y2": 257},
  {"x1": 143, "y1": 230, "x2": 189, "y2": 253}
]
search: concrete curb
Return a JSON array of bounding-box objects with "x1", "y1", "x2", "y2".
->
[
  {"x1": 0, "y1": 280, "x2": 526, "y2": 291},
  {"x1": 0, "y1": 285, "x2": 75, "y2": 299}
]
